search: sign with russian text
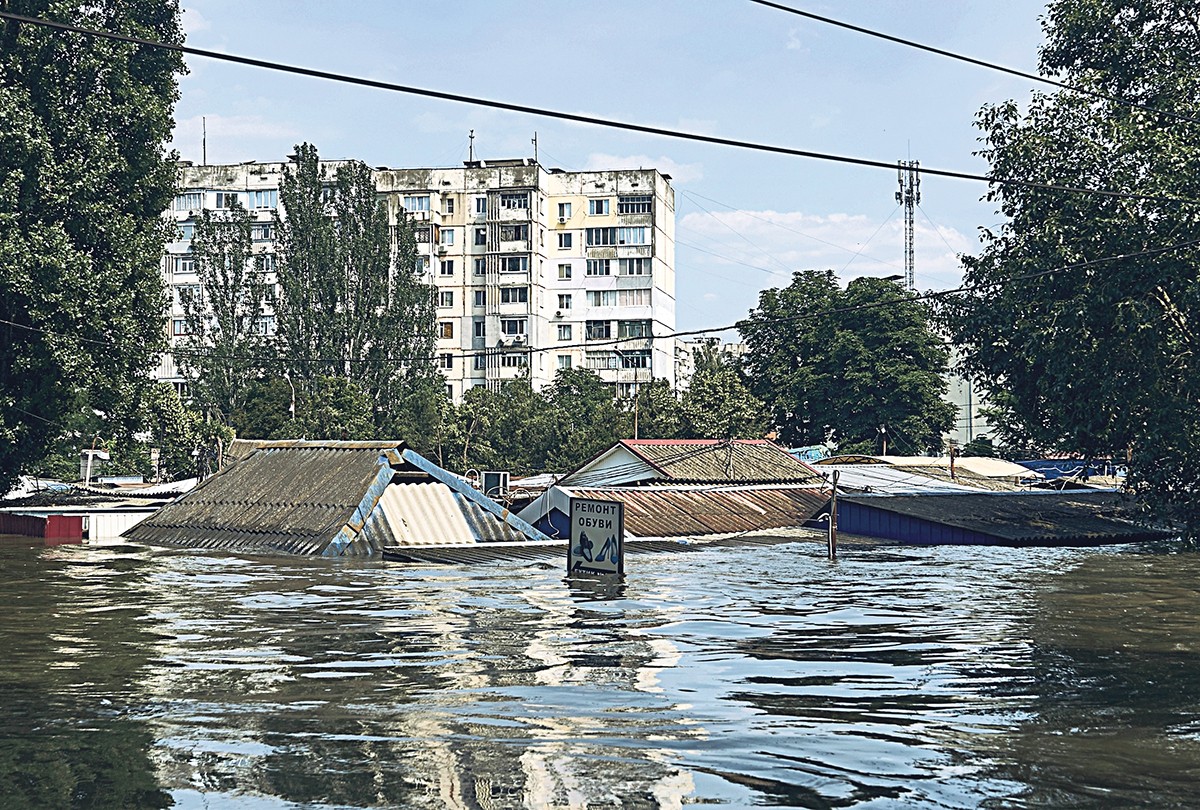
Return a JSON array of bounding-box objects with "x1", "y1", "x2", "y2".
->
[{"x1": 568, "y1": 497, "x2": 624, "y2": 579}]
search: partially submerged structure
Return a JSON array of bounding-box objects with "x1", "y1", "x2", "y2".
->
[
  {"x1": 519, "y1": 439, "x2": 830, "y2": 539},
  {"x1": 124, "y1": 441, "x2": 548, "y2": 556},
  {"x1": 814, "y1": 454, "x2": 1040, "y2": 492}
]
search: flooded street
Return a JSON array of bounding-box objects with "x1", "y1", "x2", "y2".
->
[{"x1": 2, "y1": 537, "x2": 1199, "y2": 808}]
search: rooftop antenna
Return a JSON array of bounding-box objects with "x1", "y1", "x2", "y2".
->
[
  {"x1": 202, "y1": 116, "x2": 207, "y2": 166},
  {"x1": 895, "y1": 159, "x2": 920, "y2": 290},
  {"x1": 532, "y1": 131, "x2": 538, "y2": 165},
  {"x1": 468, "y1": 129, "x2": 475, "y2": 163}
]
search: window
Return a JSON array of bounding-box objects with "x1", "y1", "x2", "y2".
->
[
  {"x1": 619, "y1": 258, "x2": 651, "y2": 276},
  {"x1": 176, "y1": 223, "x2": 194, "y2": 240},
  {"x1": 258, "y1": 254, "x2": 275, "y2": 273},
  {"x1": 499, "y1": 192, "x2": 529, "y2": 209},
  {"x1": 443, "y1": 197, "x2": 455, "y2": 215},
  {"x1": 557, "y1": 324, "x2": 572, "y2": 341},
  {"x1": 618, "y1": 289, "x2": 650, "y2": 307},
  {"x1": 439, "y1": 321, "x2": 454, "y2": 339},
  {"x1": 440, "y1": 259, "x2": 455, "y2": 276},
  {"x1": 413, "y1": 225, "x2": 431, "y2": 243},
  {"x1": 440, "y1": 228, "x2": 455, "y2": 246},
  {"x1": 173, "y1": 255, "x2": 195, "y2": 275},
  {"x1": 473, "y1": 318, "x2": 486, "y2": 338},
  {"x1": 618, "y1": 194, "x2": 653, "y2": 214},
  {"x1": 215, "y1": 191, "x2": 239, "y2": 209},
  {"x1": 620, "y1": 349, "x2": 651, "y2": 368},
  {"x1": 174, "y1": 192, "x2": 203, "y2": 211},
  {"x1": 251, "y1": 190, "x2": 278, "y2": 209},
  {"x1": 475, "y1": 196, "x2": 487, "y2": 214},
  {"x1": 175, "y1": 284, "x2": 200, "y2": 306},
  {"x1": 500, "y1": 287, "x2": 528, "y2": 304},
  {"x1": 557, "y1": 355, "x2": 572, "y2": 370},
  {"x1": 619, "y1": 319, "x2": 652, "y2": 338},
  {"x1": 501, "y1": 318, "x2": 527, "y2": 336},
  {"x1": 558, "y1": 202, "x2": 572, "y2": 219},
  {"x1": 414, "y1": 256, "x2": 428, "y2": 274},
  {"x1": 587, "y1": 227, "x2": 646, "y2": 245},
  {"x1": 438, "y1": 353, "x2": 454, "y2": 369},
  {"x1": 474, "y1": 227, "x2": 487, "y2": 246},
  {"x1": 617, "y1": 382, "x2": 638, "y2": 398},
  {"x1": 403, "y1": 194, "x2": 430, "y2": 212},
  {"x1": 500, "y1": 223, "x2": 529, "y2": 241},
  {"x1": 586, "y1": 259, "x2": 611, "y2": 276},
  {"x1": 500, "y1": 255, "x2": 529, "y2": 273},
  {"x1": 253, "y1": 315, "x2": 276, "y2": 336},
  {"x1": 558, "y1": 263, "x2": 572, "y2": 280},
  {"x1": 500, "y1": 353, "x2": 526, "y2": 368},
  {"x1": 473, "y1": 354, "x2": 487, "y2": 370},
  {"x1": 587, "y1": 290, "x2": 618, "y2": 307},
  {"x1": 473, "y1": 290, "x2": 486, "y2": 307},
  {"x1": 586, "y1": 351, "x2": 619, "y2": 370},
  {"x1": 172, "y1": 318, "x2": 190, "y2": 336},
  {"x1": 586, "y1": 320, "x2": 611, "y2": 340},
  {"x1": 251, "y1": 223, "x2": 273, "y2": 241},
  {"x1": 438, "y1": 291, "x2": 454, "y2": 308},
  {"x1": 557, "y1": 233, "x2": 573, "y2": 249},
  {"x1": 557, "y1": 294, "x2": 572, "y2": 310},
  {"x1": 474, "y1": 258, "x2": 486, "y2": 275},
  {"x1": 589, "y1": 199, "x2": 610, "y2": 215}
]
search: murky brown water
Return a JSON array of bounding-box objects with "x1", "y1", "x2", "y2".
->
[{"x1": 1, "y1": 535, "x2": 1198, "y2": 808}]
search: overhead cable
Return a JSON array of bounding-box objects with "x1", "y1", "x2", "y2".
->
[{"x1": 0, "y1": 10, "x2": 1197, "y2": 207}]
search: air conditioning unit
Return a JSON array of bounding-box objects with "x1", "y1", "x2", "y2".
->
[
  {"x1": 513, "y1": 334, "x2": 527, "y2": 344},
  {"x1": 554, "y1": 310, "x2": 562, "y2": 319},
  {"x1": 557, "y1": 217, "x2": 566, "y2": 224}
]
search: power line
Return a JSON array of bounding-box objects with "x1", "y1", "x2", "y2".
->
[
  {"x1": 1, "y1": 10, "x2": 1197, "y2": 207},
  {"x1": 747, "y1": 0, "x2": 1200, "y2": 128}
]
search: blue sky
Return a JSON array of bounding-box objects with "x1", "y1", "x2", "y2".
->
[{"x1": 173, "y1": 1, "x2": 1050, "y2": 334}]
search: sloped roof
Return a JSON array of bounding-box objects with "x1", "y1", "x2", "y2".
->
[
  {"x1": 564, "y1": 439, "x2": 822, "y2": 486},
  {"x1": 840, "y1": 491, "x2": 1170, "y2": 545},
  {"x1": 811, "y1": 464, "x2": 979, "y2": 495},
  {"x1": 124, "y1": 441, "x2": 543, "y2": 555}
]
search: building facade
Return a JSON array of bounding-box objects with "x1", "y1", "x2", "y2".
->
[{"x1": 160, "y1": 158, "x2": 676, "y2": 401}]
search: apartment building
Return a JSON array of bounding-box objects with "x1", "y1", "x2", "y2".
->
[{"x1": 159, "y1": 158, "x2": 676, "y2": 401}]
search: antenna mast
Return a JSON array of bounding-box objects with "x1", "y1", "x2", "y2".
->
[
  {"x1": 468, "y1": 129, "x2": 475, "y2": 163},
  {"x1": 895, "y1": 160, "x2": 920, "y2": 290}
]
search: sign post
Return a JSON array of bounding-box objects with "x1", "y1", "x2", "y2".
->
[{"x1": 568, "y1": 497, "x2": 624, "y2": 580}]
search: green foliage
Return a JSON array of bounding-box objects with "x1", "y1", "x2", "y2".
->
[
  {"x1": 741, "y1": 271, "x2": 955, "y2": 453},
  {"x1": 178, "y1": 199, "x2": 267, "y2": 423},
  {"x1": 544, "y1": 367, "x2": 630, "y2": 470},
  {"x1": 0, "y1": 1, "x2": 184, "y2": 493},
  {"x1": 938, "y1": 0, "x2": 1200, "y2": 530},
  {"x1": 960, "y1": 435, "x2": 997, "y2": 458},
  {"x1": 631, "y1": 378, "x2": 683, "y2": 439},
  {"x1": 679, "y1": 341, "x2": 768, "y2": 439},
  {"x1": 274, "y1": 143, "x2": 442, "y2": 440}
]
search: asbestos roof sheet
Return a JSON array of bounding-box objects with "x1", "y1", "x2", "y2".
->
[
  {"x1": 125, "y1": 442, "x2": 400, "y2": 554},
  {"x1": 567, "y1": 484, "x2": 829, "y2": 537},
  {"x1": 373, "y1": 482, "x2": 529, "y2": 546},
  {"x1": 841, "y1": 490, "x2": 1170, "y2": 544},
  {"x1": 814, "y1": 464, "x2": 980, "y2": 495},
  {"x1": 619, "y1": 439, "x2": 822, "y2": 484}
]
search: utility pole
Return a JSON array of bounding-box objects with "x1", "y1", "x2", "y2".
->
[{"x1": 895, "y1": 160, "x2": 920, "y2": 290}]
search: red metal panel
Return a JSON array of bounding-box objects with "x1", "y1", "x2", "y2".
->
[{"x1": 44, "y1": 515, "x2": 83, "y2": 540}]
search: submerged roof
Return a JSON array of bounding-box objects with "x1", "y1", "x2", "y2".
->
[
  {"x1": 562, "y1": 439, "x2": 822, "y2": 487},
  {"x1": 812, "y1": 464, "x2": 980, "y2": 495},
  {"x1": 124, "y1": 441, "x2": 542, "y2": 555},
  {"x1": 839, "y1": 490, "x2": 1169, "y2": 545},
  {"x1": 818, "y1": 454, "x2": 1040, "y2": 480}
]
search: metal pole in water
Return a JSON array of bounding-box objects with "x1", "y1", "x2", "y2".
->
[{"x1": 828, "y1": 470, "x2": 839, "y2": 560}]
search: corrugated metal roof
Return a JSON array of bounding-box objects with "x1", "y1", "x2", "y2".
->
[
  {"x1": 619, "y1": 440, "x2": 821, "y2": 484},
  {"x1": 839, "y1": 491, "x2": 1171, "y2": 544},
  {"x1": 371, "y1": 483, "x2": 528, "y2": 546},
  {"x1": 813, "y1": 464, "x2": 980, "y2": 494},
  {"x1": 566, "y1": 484, "x2": 828, "y2": 537}
]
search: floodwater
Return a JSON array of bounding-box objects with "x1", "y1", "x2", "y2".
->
[{"x1": 2, "y1": 537, "x2": 1200, "y2": 809}]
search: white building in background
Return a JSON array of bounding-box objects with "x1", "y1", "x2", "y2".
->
[{"x1": 159, "y1": 158, "x2": 676, "y2": 401}]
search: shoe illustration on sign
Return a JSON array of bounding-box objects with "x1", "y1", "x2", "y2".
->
[{"x1": 573, "y1": 531, "x2": 594, "y2": 562}]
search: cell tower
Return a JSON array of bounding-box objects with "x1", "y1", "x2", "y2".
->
[{"x1": 895, "y1": 160, "x2": 921, "y2": 290}]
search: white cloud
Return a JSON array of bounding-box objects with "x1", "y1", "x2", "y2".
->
[
  {"x1": 786, "y1": 27, "x2": 808, "y2": 52},
  {"x1": 583, "y1": 153, "x2": 704, "y2": 184},
  {"x1": 171, "y1": 114, "x2": 302, "y2": 164},
  {"x1": 180, "y1": 6, "x2": 210, "y2": 37},
  {"x1": 677, "y1": 207, "x2": 973, "y2": 291}
]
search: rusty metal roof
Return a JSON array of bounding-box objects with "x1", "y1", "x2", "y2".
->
[{"x1": 567, "y1": 484, "x2": 829, "y2": 537}]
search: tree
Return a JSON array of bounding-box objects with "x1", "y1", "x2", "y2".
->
[
  {"x1": 631, "y1": 378, "x2": 682, "y2": 439},
  {"x1": 938, "y1": 0, "x2": 1200, "y2": 529},
  {"x1": 0, "y1": 1, "x2": 184, "y2": 493},
  {"x1": 679, "y1": 341, "x2": 768, "y2": 439},
  {"x1": 741, "y1": 271, "x2": 955, "y2": 453},
  {"x1": 177, "y1": 200, "x2": 267, "y2": 423},
  {"x1": 274, "y1": 143, "x2": 441, "y2": 439},
  {"x1": 543, "y1": 367, "x2": 629, "y2": 471}
]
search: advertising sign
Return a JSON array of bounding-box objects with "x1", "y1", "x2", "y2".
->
[{"x1": 568, "y1": 497, "x2": 624, "y2": 579}]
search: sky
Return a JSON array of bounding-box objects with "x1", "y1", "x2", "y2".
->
[{"x1": 171, "y1": 0, "x2": 1052, "y2": 335}]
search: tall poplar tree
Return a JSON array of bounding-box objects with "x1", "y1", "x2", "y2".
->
[{"x1": 0, "y1": 1, "x2": 184, "y2": 492}]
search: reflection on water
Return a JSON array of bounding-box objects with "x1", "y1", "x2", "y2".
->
[{"x1": 1, "y1": 535, "x2": 1198, "y2": 807}]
